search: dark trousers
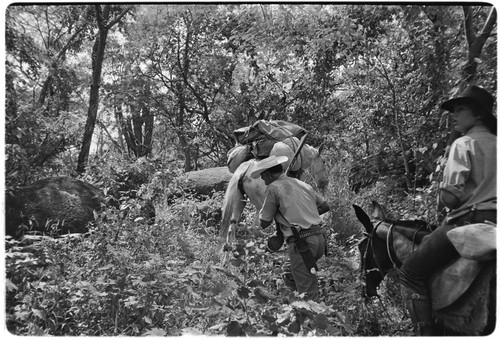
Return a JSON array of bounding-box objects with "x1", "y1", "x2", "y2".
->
[
  {"x1": 282, "y1": 234, "x2": 326, "y2": 301},
  {"x1": 399, "y1": 210, "x2": 496, "y2": 295}
]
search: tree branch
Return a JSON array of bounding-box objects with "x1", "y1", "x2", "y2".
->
[
  {"x1": 462, "y1": 6, "x2": 475, "y2": 46},
  {"x1": 106, "y1": 6, "x2": 133, "y2": 30},
  {"x1": 478, "y1": 6, "x2": 496, "y2": 43}
]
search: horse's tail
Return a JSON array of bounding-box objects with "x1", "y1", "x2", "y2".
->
[{"x1": 220, "y1": 162, "x2": 250, "y2": 240}]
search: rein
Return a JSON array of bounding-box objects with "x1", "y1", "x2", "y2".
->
[
  {"x1": 386, "y1": 223, "x2": 403, "y2": 269},
  {"x1": 364, "y1": 221, "x2": 424, "y2": 275}
]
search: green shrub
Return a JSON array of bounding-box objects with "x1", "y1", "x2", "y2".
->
[
  {"x1": 6, "y1": 154, "x2": 421, "y2": 336},
  {"x1": 320, "y1": 156, "x2": 363, "y2": 245}
]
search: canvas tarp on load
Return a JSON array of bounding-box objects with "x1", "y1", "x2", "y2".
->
[
  {"x1": 233, "y1": 120, "x2": 307, "y2": 145},
  {"x1": 227, "y1": 120, "x2": 316, "y2": 174}
]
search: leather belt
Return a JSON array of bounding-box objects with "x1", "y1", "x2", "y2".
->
[
  {"x1": 286, "y1": 224, "x2": 323, "y2": 243},
  {"x1": 449, "y1": 209, "x2": 496, "y2": 226}
]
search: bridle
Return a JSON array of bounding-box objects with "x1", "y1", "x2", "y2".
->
[
  {"x1": 359, "y1": 218, "x2": 429, "y2": 323},
  {"x1": 359, "y1": 220, "x2": 396, "y2": 317},
  {"x1": 361, "y1": 221, "x2": 401, "y2": 318},
  {"x1": 360, "y1": 220, "x2": 428, "y2": 286},
  {"x1": 360, "y1": 221, "x2": 399, "y2": 281}
]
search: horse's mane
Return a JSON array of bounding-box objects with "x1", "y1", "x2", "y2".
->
[
  {"x1": 374, "y1": 218, "x2": 434, "y2": 245},
  {"x1": 389, "y1": 219, "x2": 434, "y2": 244},
  {"x1": 391, "y1": 219, "x2": 429, "y2": 229}
]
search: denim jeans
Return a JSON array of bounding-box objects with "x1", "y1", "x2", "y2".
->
[
  {"x1": 283, "y1": 233, "x2": 326, "y2": 301},
  {"x1": 399, "y1": 210, "x2": 496, "y2": 295}
]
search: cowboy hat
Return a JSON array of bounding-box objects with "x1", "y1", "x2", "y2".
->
[
  {"x1": 441, "y1": 85, "x2": 495, "y2": 118},
  {"x1": 250, "y1": 155, "x2": 289, "y2": 179}
]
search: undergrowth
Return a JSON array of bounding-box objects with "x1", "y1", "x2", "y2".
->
[{"x1": 5, "y1": 163, "x2": 418, "y2": 336}]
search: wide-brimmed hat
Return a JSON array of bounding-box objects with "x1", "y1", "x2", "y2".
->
[
  {"x1": 441, "y1": 85, "x2": 495, "y2": 118},
  {"x1": 250, "y1": 155, "x2": 289, "y2": 179}
]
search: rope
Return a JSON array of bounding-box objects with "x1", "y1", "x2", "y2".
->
[
  {"x1": 411, "y1": 223, "x2": 427, "y2": 252},
  {"x1": 386, "y1": 223, "x2": 402, "y2": 269},
  {"x1": 370, "y1": 221, "x2": 386, "y2": 280}
]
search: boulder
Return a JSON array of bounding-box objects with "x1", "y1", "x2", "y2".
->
[
  {"x1": 175, "y1": 166, "x2": 233, "y2": 197},
  {"x1": 5, "y1": 177, "x2": 106, "y2": 237}
]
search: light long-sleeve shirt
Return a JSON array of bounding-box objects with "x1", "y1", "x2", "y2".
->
[{"x1": 440, "y1": 125, "x2": 496, "y2": 221}]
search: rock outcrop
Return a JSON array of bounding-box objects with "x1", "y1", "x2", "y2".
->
[{"x1": 5, "y1": 177, "x2": 106, "y2": 237}]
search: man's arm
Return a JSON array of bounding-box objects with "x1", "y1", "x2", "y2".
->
[{"x1": 439, "y1": 140, "x2": 470, "y2": 210}]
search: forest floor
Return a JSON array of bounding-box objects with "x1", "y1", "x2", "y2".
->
[{"x1": 5, "y1": 192, "x2": 413, "y2": 336}]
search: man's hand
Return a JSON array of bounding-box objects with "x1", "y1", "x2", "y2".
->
[
  {"x1": 260, "y1": 219, "x2": 272, "y2": 229},
  {"x1": 317, "y1": 202, "x2": 330, "y2": 215},
  {"x1": 439, "y1": 189, "x2": 460, "y2": 209}
]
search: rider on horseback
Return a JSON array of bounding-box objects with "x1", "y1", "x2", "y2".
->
[
  {"x1": 399, "y1": 85, "x2": 497, "y2": 335},
  {"x1": 250, "y1": 155, "x2": 330, "y2": 301}
]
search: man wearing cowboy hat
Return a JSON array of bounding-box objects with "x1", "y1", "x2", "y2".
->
[
  {"x1": 398, "y1": 85, "x2": 497, "y2": 335},
  {"x1": 250, "y1": 155, "x2": 330, "y2": 301}
]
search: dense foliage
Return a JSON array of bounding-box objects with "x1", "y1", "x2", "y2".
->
[
  {"x1": 6, "y1": 159, "x2": 421, "y2": 336},
  {"x1": 4, "y1": 3, "x2": 496, "y2": 336}
]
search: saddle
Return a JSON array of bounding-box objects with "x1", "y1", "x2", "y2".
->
[{"x1": 430, "y1": 222, "x2": 496, "y2": 310}]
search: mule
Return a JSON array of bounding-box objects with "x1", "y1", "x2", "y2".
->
[
  {"x1": 353, "y1": 201, "x2": 496, "y2": 336},
  {"x1": 219, "y1": 146, "x2": 328, "y2": 248}
]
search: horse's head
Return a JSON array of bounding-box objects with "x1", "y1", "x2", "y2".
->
[
  {"x1": 353, "y1": 203, "x2": 394, "y2": 299},
  {"x1": 354, "y1": 201, "x2": 432, "y2": 299},
  {"x1": 307, "y1": 143, "x2": 329, "y2": 190}
]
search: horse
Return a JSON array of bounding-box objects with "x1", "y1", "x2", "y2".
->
[
  {"x1": 353, "y1": 201, "x2": 496, "y2": 336},
  {"x1": 219, "y1": 145, "x2": 329, "y2": 250}
]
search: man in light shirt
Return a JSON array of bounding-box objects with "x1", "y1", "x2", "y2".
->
[
  {"x1": 398, "y1": 85, "x2": 497, "y2": 336},
  {"x1": 250, "y1": 155, "x2": 330, "y2": 301}
]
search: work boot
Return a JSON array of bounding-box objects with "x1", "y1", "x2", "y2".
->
[{"x1": 401, "y1": 286, "x2": 437, "y2": 336}]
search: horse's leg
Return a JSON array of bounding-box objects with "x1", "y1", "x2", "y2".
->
[
  {"x1": 227, "y1": 197, "x2": 247, "y2": 241},
  {"x1": 220, "y1": 198, "x2": 246, "y2": 266}
]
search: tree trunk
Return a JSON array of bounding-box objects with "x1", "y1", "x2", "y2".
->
[
  {"x1": 76, "y1": 5, "x2": 131, "y2": 174},
  {"x1": 444, "y1": 6, "x2": 496, "y2": 153},
  {"x1": 142, "y1": 83, "x2": 154, "y2": 157},
  {"x1": 114, "y1": 103, "x2": 127, "y2": 152},
  {"x1": 462, "y1": 6, "x2": 497, "y2": 85},
  {"x1": 76, "y1": 27, "x2": 108, "y2": 174},
  {"x1": 115, "y1": 103, "x2": 134, "y2": 157},
  {"x1": 179, "y1": 134, "x2": 192, "y2": 172}
]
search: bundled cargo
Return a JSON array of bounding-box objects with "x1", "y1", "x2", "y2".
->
[
  {"x1": 233, "y1": 120, "x2": 306, "y2": 145},
  {"x1": 227, "y1": 144, "x2": 252, "y2": 173},
  {"x1": 227, "y1": 120, "x2": 316, "y2": 174},
  {"x1": 269, "y1": 137, "x2": 318, "y2": 172}
]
